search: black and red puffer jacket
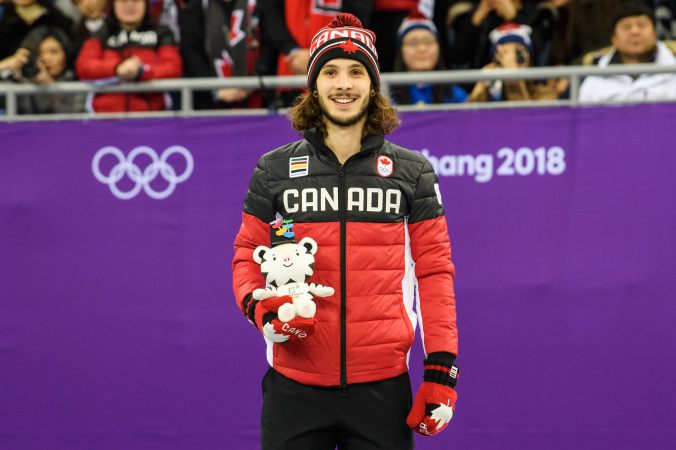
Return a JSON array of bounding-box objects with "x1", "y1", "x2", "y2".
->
[
  {"x1": 232, "y1": 129, "x2": 458, "y2": 387},
  {"x1": 76, "y1": 21, "x2": 182, "y2": 112}
]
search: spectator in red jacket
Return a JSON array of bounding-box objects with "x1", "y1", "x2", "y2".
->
[{"x1": 76, "y1": 0, "x2": 182, "y2": 112}]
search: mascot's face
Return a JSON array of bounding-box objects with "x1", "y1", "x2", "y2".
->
[{"x1": 253, "y1": 237, "x2": 318, "y2": 287}]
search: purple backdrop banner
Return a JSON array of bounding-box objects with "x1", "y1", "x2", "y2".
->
[{"x1": 1, "y1": 105, "x2": 675, "y2": 449}]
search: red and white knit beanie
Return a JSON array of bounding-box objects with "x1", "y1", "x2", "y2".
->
[{"x1": 306, "y1": 13, "x2": 380, "y2": 88}]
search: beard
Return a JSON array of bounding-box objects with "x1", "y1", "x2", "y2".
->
[{"x1": 318, "y1": 94, "x2": 370, "y2": 128}]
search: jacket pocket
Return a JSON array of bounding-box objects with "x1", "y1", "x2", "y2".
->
[{"x1": 399, "y1": 302, "x2": 415, "y2": 351}]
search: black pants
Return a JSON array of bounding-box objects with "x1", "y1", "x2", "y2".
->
[{"x1": 261, "y1": 368, "x2": 414, "y2": 450}]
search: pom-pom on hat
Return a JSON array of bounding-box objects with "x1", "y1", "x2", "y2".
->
[
  {"x1": 396, "y1": 15, "x2": 439, "y2": 47},
  {"x1": 489, "y1": 22, "x2": 534, "y2": 59},
  {"x1": 307, "y1": 13, "x2": 380, "y2": 89}
]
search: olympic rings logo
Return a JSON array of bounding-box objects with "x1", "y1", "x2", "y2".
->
[{"x1": 92, "y1": 146, "x2": 194, "y2": 200}]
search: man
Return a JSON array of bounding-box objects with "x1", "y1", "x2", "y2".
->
[
  {"x1": 232, "y1": 13, "x2": 459, "y2": 449},
  {"x1": 579, "y1": 2, "x2": 676, "y2": 102}
]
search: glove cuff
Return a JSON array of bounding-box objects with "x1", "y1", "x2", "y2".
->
[
  {"x1": 244, "y1": 295, "x2": 275, "y2": 331},
  {"x1": 243, "y1": 293, "x2": 258, "y2": 325},
  {"x1": 423, "y1": 352, "x2": 459, "y2": 388}
]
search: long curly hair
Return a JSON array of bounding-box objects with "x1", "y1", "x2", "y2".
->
[{"x1": 288, "y1": 88, "x2": 401, "y2": 139}]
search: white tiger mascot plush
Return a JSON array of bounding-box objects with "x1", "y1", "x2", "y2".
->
[{"x1": 252, "y1": 236, "x2": 334, "y2": 322}]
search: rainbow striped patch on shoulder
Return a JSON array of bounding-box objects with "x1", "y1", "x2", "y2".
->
[{"x1": 289, "y1": 156, "x2": 309, "y2": 178}]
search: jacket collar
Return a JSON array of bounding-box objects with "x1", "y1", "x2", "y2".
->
[
  {"x1": 303, "y1": 127, "x2": 385, "y2": 160},
  {"x1": 608, "y1": 46, "x2": 657, "y2": 65},
  {"x1": 601, "y1": 41, "x2": 676, "y2": 68}
]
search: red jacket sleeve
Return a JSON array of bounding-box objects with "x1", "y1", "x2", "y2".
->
[
  {"x1": 409, "y1": 215, "x2": 458, "y2": 356},
  {"x1": 139, "y1": 28, "x2": 182, "y2": 80},
  {"x1": 232, "y1": 212, "x2": 269, "y2": 313},
  {"x1": 138, "y1": 44, "x2": 182, "y2": 80},
  {"x1": 232, "y1": 155, "x2": 275, "y2": 313},
  {"x1": 408, "y1": 159, "x2": 459, "y2": 357},
  {"x1": 76, "y1": 37, "x2": 120, "y2": 80}
]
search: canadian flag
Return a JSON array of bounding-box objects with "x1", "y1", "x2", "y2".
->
[{"x1": 377, "y1": 156, "x2": 394, "y2": 177}]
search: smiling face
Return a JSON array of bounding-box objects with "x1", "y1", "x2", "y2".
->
[
  {"x1": 38, "y1": 36, "x2": 66, "y2": 78},
  {"x1": 401, "y1": 28, "x2": 440, "y2": 71},
  {"x1": 315, "y1": 58, "x2": 372, "y2": 129},
  {"x1": 255, "y1": 242, "x2": 316, "y2": 287},
  {"x1": 612, "y1": 15, "x2": 657, "y2": 59}
]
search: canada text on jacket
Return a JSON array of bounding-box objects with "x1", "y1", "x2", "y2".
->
[{"x1": 283, "y1": 187, "x2": 401, "y2": 214}]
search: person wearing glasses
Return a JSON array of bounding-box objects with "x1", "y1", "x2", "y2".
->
[{"x1": 392, "y1": 15, "x2": 468, "y2": 105}]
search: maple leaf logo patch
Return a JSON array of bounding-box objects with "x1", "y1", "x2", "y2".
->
[
  {"x1": 339, "y1": 39, "x2": 359, "y2": 54},
  {"x1": 376, "y1": 156, "x2": 394, "y2": 177}
]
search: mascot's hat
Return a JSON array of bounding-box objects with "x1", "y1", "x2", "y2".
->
[{"x1": 269, "y1": 217, "x2": 296, "y2": 247}]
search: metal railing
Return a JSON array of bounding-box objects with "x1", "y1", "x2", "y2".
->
[{"x1": 1, "y1": 64, "x2": 675, "y2": 121}]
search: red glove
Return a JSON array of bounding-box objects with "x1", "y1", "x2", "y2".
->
[
  {"x1": 407, "y1": 353, "x2": 459, "y2": 436},
  {"x1": 247, "y1": 295, "x2": 316, "y2": 343}
]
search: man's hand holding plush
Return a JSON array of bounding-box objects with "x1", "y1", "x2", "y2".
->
[
  {"x1": 406, "y1": 352, "x2": 459, "y2": 436},
  {"x1": 244, "y1": 294, "x2": 316, "y2": 343}
]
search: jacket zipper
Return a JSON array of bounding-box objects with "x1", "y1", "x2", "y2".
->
[
  {"x1": 326, "y1": 146, "x2": 370, "y2": 388},
  {"x1": 338, "y1": 163, "x2": 347, "y2": 388}
]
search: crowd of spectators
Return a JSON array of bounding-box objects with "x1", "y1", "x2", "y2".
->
[{"x1": 1, "y1": 0, "x2": 676, "y2": 114}]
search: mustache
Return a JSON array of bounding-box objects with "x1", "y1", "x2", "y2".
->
[{"x1": 329, "y1": 93, "x2": 358, "y2": 97}]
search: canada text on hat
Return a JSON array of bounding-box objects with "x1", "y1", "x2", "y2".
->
[
  {"x1": 306, "y1": 13, "x2": 380, "y2": 88},
  {"x1": 310, "y1": 28, "x2": 378, "y2": 56}
]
